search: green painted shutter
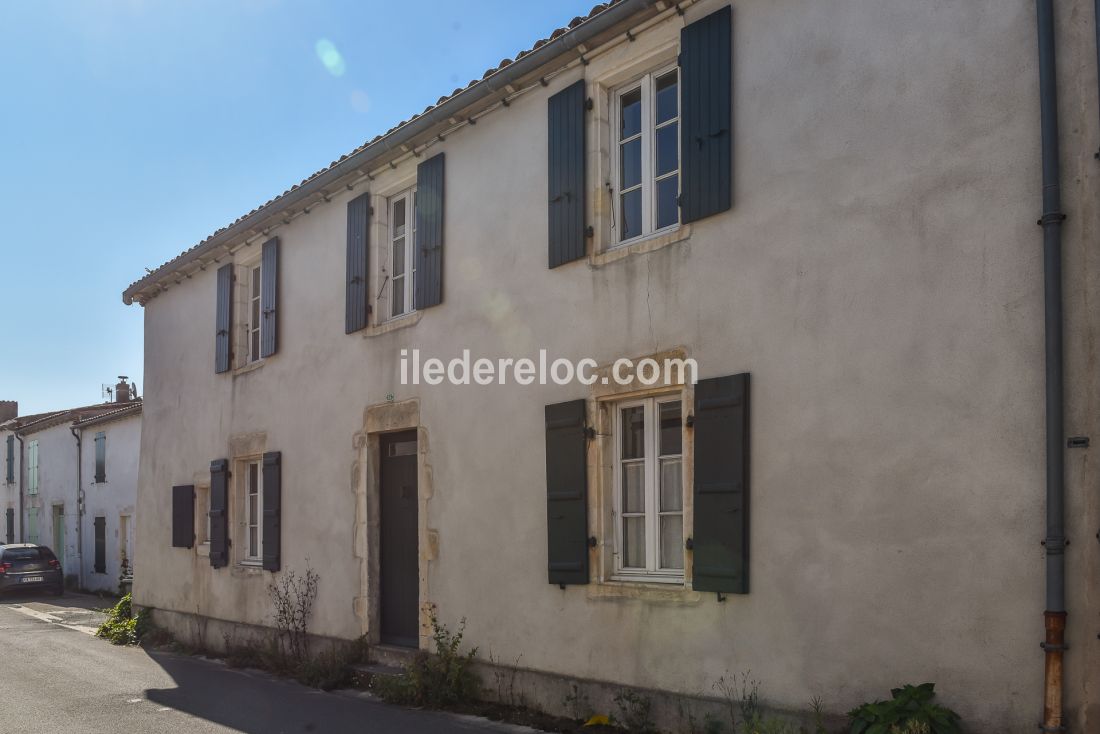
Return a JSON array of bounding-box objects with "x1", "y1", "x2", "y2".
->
[
  {"x1": 345, "y1": 193, "x2": 371, "y2": 333},
  {"x1": 414, "y1": 153, "x2": 445, "y2": 310},
  {"x1": 545, "y1": 399, "x2": 590, "y2": 586},
  {"x1": 260, "y1": 237, "x2": 279, "y2": 358},
  {"x1": 547, "y1": 79, "x2": 587, "y2": 268},
  {"x1": 5, "y1": 435, "x2": 13, "y2": 484},
  {"x1": 209, "y1": 461, "x2": 229, "y2": 567},
  {"x1": 172, "y1": 485, "x2": 195, "y2": 549},
  {"x1": 94, "y1": 431, "x2": 106, "y2": 483},
  {"x1": 692, "y1": 372, "x2": 749, "y2": 593},
  {"x1": 215, "y1": 264, "x2": 234, "y2": 373},
  {"x1": 93, "y1": 517, "x2": 106, "y2": 573},
  {"x1": 261, "y1": 451, "x2": 281, "y2": 571},
  {"x1": 680, "y1": 5, "x2": 732, "y2": 223}
]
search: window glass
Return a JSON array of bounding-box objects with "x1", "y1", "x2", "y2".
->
[
  {"x1": 4, "y1": 548, "x2": 41, "y2": 561},
  {"x1": 621, "y1": 406, "x2": 645, "y2": 459},
  {"x1": 620, "y1": 87, "x2": 642, "y2": 138},
  {"x1": 620, "y1": 189, "x2": 643, "y2": 240},
  {"x1": 656, "y1": 124, "x2": 678, "y2": 177},
  {"x1": 247, "y1": 462, "x2": 260, "y2": 559},
  {"x1": 655, "y1": 70, "x2": 678, "y2": 124},
  {"x1": 656, "y1": 176, "x2": 679, "y2": 231}
]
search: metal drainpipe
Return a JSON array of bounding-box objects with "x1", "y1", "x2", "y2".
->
[
  {"x1": 1036, "y1": 1, "x2": 1068, "y2": 731},
  {"x1": 15, "y1": 434, "x2": 24, "y2": 543},
  {"x1": 70, "y1": 426, "x2": 83, "y2": 590}
]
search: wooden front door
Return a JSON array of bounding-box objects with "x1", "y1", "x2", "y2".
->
[{"x1": 379, "y1": 431, "x2": 419, "y2": 647}]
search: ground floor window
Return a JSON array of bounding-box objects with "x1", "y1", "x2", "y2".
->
[
  {"x1": 244, "y1": 460, "x2": 262, "y2": 563},
  {"x1": 613, "y1": 394, "x2": 684, "y2": 581},
  {"x1": 93, "y1": 516, "x2": 106, "y2": 573}
]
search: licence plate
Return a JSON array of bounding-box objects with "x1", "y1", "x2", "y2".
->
[{"x1": 21, "y1": 576, "x2": 43, "y2": 583}]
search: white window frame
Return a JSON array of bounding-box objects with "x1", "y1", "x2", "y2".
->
[
  {"x1": 611, "y1": 394, "x2": 685, "y2": 583},
  {"x1": 27, "y1": 440, "x2": 38, "y2": 495},
  {"x1": 242, "y1": 459, "x2": 263, "y2": 564},
  {"x1": 248, "y1": 262, "x2": 262, "y2": 363},
  {"x1": 611, "y1": 63, "x2": 681, "y2": 246},
  {"x1": 386, "y1": 187, "x2": 417, "y2": 320}
]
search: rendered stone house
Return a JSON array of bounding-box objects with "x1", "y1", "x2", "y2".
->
[{"x1": 122, "y1": 1, "x2": 1099, "y2": 731}]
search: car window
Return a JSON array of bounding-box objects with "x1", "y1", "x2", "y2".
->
[{"x1": 3, "y1": 548, "x2": 41, "y2": 561}]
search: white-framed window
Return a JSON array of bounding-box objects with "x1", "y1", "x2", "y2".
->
[
  {"x1": 27, "y1": 440, "x2": 39, "y2": 495},
  {"x1": 243, "y1": 459, "x2": 262, "y2": 563},
  {"x1": 196, "y1": 485, "x2": 211, "y2": 546},
  {"x1": 613, "y1": 65, "x2": 680, "y2": 244},
  {"x1": 613, "y1": 394, "x2": 684, "y2": 581},
  {"x1": 248, "y1": 263, "x2": 262, "y2": 363},
  {"x1": 388, "y1": 188, "x2": 417, "y2": 319}
]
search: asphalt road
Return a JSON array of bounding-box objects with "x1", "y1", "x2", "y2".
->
[{"x1": 0, "y1": 592, "x2": 523, "y2": 734}]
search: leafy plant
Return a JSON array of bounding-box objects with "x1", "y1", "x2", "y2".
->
[
  {"x1": 848, "y1": 684, "x2": 960, "y2": 734},
  {"x1": 267, "y1": 565, "x2": 319, "y2": 664},
  {"x1": 95, "y1": 593, "x2": 152, "y2": 645},
  {"x1": 373, "y1": 605, "x2": 479, "y2": 708}
]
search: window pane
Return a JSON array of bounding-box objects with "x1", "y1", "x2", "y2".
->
[
  {"x1": 249, "y1": 464, "x2": 258, "y2": 495},
  {"x1": 392, "y1": 237, "x2": 405, "y2": 277},
  {"x1": 392, "y1": 275, "x2": 405, "y2": 316},
  {"x1": 620, "y1": 87, "x2": 642, "y2": 139},
  {"x1": 659, "y1": 401, "x2": 682, "y2": 456},
  {"x1": 659, "y1": 458, "x2": 682, "y2": 511},
  {"x1": 620, "y1": 138, "x2": 642, "y2": 190},
  {"x1": 656, "y1": 175, "x2": 679, "y2": 230},
  {"x1": 251, "y1": 330, "x2": 260, "y2": 362},
  {"x1": 656, "y1": 122, "x2": 678, "y2": 176},
  {"x1": 655, "y1": 70, "x2": 678, "y2": 125},
  {"x1": 620, "y1": 188, "x2": 642, "y2": 241},
  {"x1": 621, "y1": 406, "x2": 645, "y2": 459},
  {"x1": 248, "y1": 492, "x2": 257, "y2": 524},
  {"x1": 622, "y1": 461, "x2": 645, "y2": 513},
  {"x1": 623, "y1": 516, "x2": 645, "y2": 568},
  {"x1": 659, "y1": 515, "x2": 684, "y2": 569},
  {"x1": 249, "y1": 526, "x2": 258, "y2": 558},
  {"x1": 393, "y1": 197, "x2": 406, "y2": 234},
  {"x1": 252, "y1": 267, "x2": 261, "y2": 298}
]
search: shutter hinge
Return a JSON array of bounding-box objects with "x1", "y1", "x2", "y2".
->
[
  {"x1": 585, "y1": 226, "x2": 594, "y2": 238},
  {"x1": 583, "y1": 426, "x2": 596, "y2": 440},
  {"x1": 369, "y1": 206, "x2": 375, "y2": 216},
  {"x1": 588, "y1": 536, "x2": 597, "y2": 548},
  {"x1": 1067, "y1": 436, "x2": 1089, "y2": 448},
  {"x1": 685, "y1": 413, "x2": 695, "y2": 428},
  {"x1": 685, "y1": 537, "x2": 694, "y2": 550},
  {"x1": 585, "y1": 97, "x2": 593, "y2": 111}
]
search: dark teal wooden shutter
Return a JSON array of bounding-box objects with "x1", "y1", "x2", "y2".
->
[
  {"x1": 545, "y1": 399, "x2": 589, "y2": 586},
  {"x1": 5, "y1": 508, "x2": 13, "y2": 544},
  {"x1": 346, "y1": 193, "x2": 371, "y2": 333},
  {"x1": 547, "y1": 80, "x2": 587, "y2": 268},
  {"x1": 93, "y1": 517, "x2": 106, "y2": 573},
  {"x1": 209, "y1": 461, "x2": 229, "y2": 567},
  {"x1": 261, "y1": 451, "x2": 281, "y2": 571},
  {"x1": 172, "y1": 484, "x2": 195, "y2": 549},
  {"x1": 680, "y1": 5, "x2": 732, "y2": 223},
  {"x1": 215, "y1": 264, "x2": 234, "y2": 373},
  {"x1": 94, "y1": 431, "x2": 106, "y2": 483},
  {"x1": 692, "y1": 372, "x2": 749, "y2": 593},
  {"x1": 5, "y1": 435, "x2": 13, "y2": 483},
  {"x1": 414, "y1": 153, "x2": 444, "y2": 310},
  {"x1": 260, "y1": 236, "x2": 279, "y2": 357}
]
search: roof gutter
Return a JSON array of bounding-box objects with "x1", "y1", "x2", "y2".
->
[{"x1": 123, "y1": 0, "x2": 660, "y2": 305}]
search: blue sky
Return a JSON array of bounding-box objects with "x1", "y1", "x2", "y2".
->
[{"x1": 0, "y1": 0, "x2": 596, "y2": 415}]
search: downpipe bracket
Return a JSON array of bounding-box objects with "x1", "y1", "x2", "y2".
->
[{"x1": 1037, "y1": 212, "x2": 1067, "y2": 226}]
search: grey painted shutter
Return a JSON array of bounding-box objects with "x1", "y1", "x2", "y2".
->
[
  {"x1": 414, "y1": 153, "x2": 445, "y2": 310},
  {"x1": 345, "y1": 193, "x2": 371, "y2": 333},
  {"x1": 93, "y1": 517, "x2": 106, "y2": 573},
  {"x1": 545, "y1": 399, "x2": 589, "y2": 586},
  {"x1": 94, "y1": 432, "x2": 106, "y2": 483},
  {"x1": 5, "y1": 508, "x2": 13, "y2": 544},
  {"x1": 209, "y1": 461, "x2": 229, "y2": 567},
  {"x1": 680, "y1": 5, "x2": 732, "y2": 224},
  {"x1": 692, "y1": 372, "x2": 749, "y2": 593},
  {"x1": 215, "y1": 264, "x2": 234, "y2": 373},
  {"x1": 171, "y1": 484, "x2": 195, "y2": 549},
  {"x1": 547, "y1": 80, "x2": 587, "y2": 268},
  {"x1": 261, "y1": 451, "x2": 281, "y2": 572},
  {"x1": 5, "y1": 435, "x2": 13, "y2": 483},
  {"x1": 260, "y1": 237, "x2": 279, "y2": 357}
]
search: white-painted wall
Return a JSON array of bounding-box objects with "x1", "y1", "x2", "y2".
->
[
  {"x1": 0, "y1": 428, "x2": 20, "y2": 543},
  {"x1": 131, "y1": 1, "x2": 1100, "y2": 731},
  {"x1": 21, "y1": 422, "x2": 80, "y2": 577}
]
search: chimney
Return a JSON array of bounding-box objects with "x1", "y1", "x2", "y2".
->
[
  {"x1": 0, "y1": 401, "x2": 16, "y2": 422},
  {"x1": 115, "y1": 376, "x2": 131, "y2": 404}
]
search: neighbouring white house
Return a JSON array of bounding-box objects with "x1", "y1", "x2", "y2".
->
[
  {"x1": 2, "y1": 379, "x2": 141, "y2": 592},
  {"x1": 1, "y1": 401, "x2": 20, "y2": 544},
  {"x1": 122, "y1": 1, "x2": 1099, "y2": 732}
]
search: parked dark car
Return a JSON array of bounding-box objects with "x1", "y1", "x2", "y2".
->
[{"x1": 0, "y1": 544, "x2": 64, "y2": 596}]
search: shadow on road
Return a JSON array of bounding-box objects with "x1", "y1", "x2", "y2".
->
[{"x1": 0, "y1": 590, "x2": 114, "y2": 611}]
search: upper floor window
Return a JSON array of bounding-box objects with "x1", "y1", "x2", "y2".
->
[
  {"x1": 614, "y1": 66, "x2": 680, "y2": 244},
  {"x1": 613, "y1": 395, "x2": 684, "y2": 581},
  {"x1": 248, "y1": 263, "x2": 262, "y2": 363},
  {"x1": 27, "y1": 439, "x2": 39, "y2": 495},
  {"x1": 94, "y1": 431, "x2": 106, "y2": 484},
  {"x1": 388, "y1": 188, "x2": 417, "y2": 319}
]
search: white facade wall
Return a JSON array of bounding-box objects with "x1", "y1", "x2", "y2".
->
[
  {"x1": 79, "y1": 413, "x2": 141, "y2": 593},
  {"x1": 0, "y1": 428, "x2": 20, "y2": 543},
  {"x1": 131, "y1": 1, "x2": 1100, "y2": 731},
  {"x1": 21, "y1": 422, "x2": 80, "y2": 578}
]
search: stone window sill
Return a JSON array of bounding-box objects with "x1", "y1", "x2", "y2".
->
[
  {"x1": 363, "y1": 310, "x2": 422, "y2": 337},
  {"x1": 196, "y1": 543, "x2": 210, "y2": 557},
  {"x1": 233, "y1": 359, "x2": 265, "y2": 378},
  {"x1": 591, "y1": 223, "x2": 692, "y2": 268},
  {"x1": 587, "y1": 578, "x2": 703, "y2": 605}
]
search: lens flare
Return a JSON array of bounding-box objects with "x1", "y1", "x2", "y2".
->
[{"x1": 315, "y1": 39, "x2": 346, "y2": 77}]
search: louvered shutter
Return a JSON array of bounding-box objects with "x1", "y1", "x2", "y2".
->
[
  {"x1": 547, "y1": 80, "x2": 587, "y2": 268},
  {"x1": 345, "y1": 193, "x2": 371, "y2": 333},
  {"x1": 215, "y1": 264, "x2": 234, "y2": 373},
  {"x1": 260, "y1": 237, "x2": 279, "y2": 357},
  {"x1": 209, "y1": 461, "x2": 229, "y2": 567},
  {"x1": 680, "y1": 5, "x2": 732, "y2": 223},
  {"x1": 171, "y1": 485, "x2": 195, "y2": 549},
  {"x1": 545, "y1": 399, "x2": 590, "y2": 586},
  {"x1": 5, "y1": 508, "x2": 13, "y2": 544},
  {"x1": 5, "y1": 435, "x2": 13, "y2": 483},
  {"x1": 93, "y1": 517, "x2": 106, "y2": 572},
  {"x1": 692, "y1": 373, "x2": 749, "y2": 594},
  {"x1": 414, "y1": 153, "x2": 444, "y2": 310},
  {"x1": 94, "y1": 432, "x2": 106, "y2": 483},
  {"x1": 261, "y1": 451, "x2": 281, "y2": 571}
]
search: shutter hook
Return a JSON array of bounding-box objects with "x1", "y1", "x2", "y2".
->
[{"x1": 716, "y1": 592, "x2": 726, "y2": 602}]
